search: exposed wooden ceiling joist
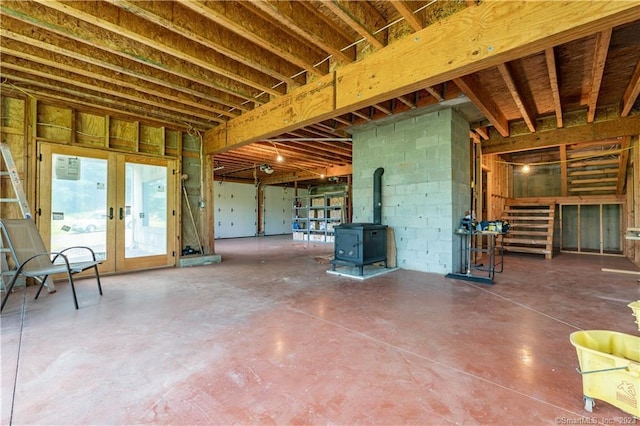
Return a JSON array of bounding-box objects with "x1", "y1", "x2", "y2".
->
[
  {"x1": 454, "y1": 74, "x2": 510, "y2": 137},
  {"x1": 498, "y1": 63, "x2": 536, "y2": 133},
  {"x1": 0, "y1": 28, "x2": 249, "y2": 114},
  {"x1": 106, "y1": 0, "x2": 303, "y2": 88},
  {"x1": 0, "y1": 2, "x2": 261, "y2": 106},
  {"x1": 178, "y1": 0, "x2": 328, "y2": 78},
  {"x1": 544, "y1": 47, "x2": 563, "y2": 128},
  {"x1": 322, "y1": 1, "x2": 387, "y2": 50},
  {"x1": 206, "y1": 1, "x2": 640, "y2": 154},
  {"x1": 32, "y1": 0, "x2": 283, "y2": 98},
  {"x1": 622, "y1": 56, "x2": 640, "y2": 117},
  {"x1": 389, "y1": 1, "x2": 422, "y2": 33},
  {"x1": 247, "y1": 0, "x2": 355, "y2": 65},
  {"x1": 586, "y1": 29, "x2": 613, "y2": 123}
]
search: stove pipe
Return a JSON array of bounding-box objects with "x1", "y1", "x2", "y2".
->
[{"x1": 373, "y1": 167, "x2": 384, "y2": 224}]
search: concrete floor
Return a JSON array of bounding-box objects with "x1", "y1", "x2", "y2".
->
[{"x1": 2, "y1": 235, "x2": 639, "y2": 425}]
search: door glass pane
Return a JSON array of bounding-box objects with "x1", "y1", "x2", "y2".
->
[
  {"x1": 125, "y1": 163, "x2": 167, "y2": 258},
  {"x1": 561, "y1": 205, "x2": 578, "y2": 251},
  {"x1": 580, "y1": 205, "x2": 600, "y2": 253},
  {"x1": 51, "y1": 154, "x2": 108, "y2": 261},
  {"x1": 603, "y1": 204, "x2": 621, "y2": 254}
]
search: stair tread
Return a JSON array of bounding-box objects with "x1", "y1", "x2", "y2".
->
[
  {"x1": 507, "y1": 230, "x2": 550, "y2": 236},
  {"x1": 508, "y1": 216, "x2": 553, "y2": 220},
  {"x1": 503, "y1": 209, "x2": 554, "y2": 213},
  {"x1": 504, "y1": 238, "x2": 552, "y2": 244},
  {"x1": 504, "y1": 246, "x2": 551, "y2": 254}
]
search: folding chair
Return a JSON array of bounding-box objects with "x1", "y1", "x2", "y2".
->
[{"x1": 0, "y1": 218, "x2": 103, "y2": 312}]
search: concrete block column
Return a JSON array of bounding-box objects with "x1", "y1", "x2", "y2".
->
[{"x1": 351, "y1": 108, "x2": 470, "y2": 274}]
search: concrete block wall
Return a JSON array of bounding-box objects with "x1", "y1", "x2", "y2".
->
[{"x1": 351, "y1": 108, "x2": 470, "y2": 274}]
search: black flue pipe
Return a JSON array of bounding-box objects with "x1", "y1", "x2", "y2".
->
[{"x1": 373, "y1": 167, "x2": 384, "y2": 224}]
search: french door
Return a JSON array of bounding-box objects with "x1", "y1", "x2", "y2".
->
[{"x1": 38, "y1": 144, "x2": 177, "y2": 273}]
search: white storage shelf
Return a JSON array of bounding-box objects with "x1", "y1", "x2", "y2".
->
[{"x1": 292, "y1": 191, "x2": 347, "y2": 242}]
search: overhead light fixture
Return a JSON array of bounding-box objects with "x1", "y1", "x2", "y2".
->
[
  {"x1": 271, "y1": 142, "x2": 284, "y2": 163},
  {"x1": 522, "y1": 164, "x2": 530, "y2": 173},
  {"x1": 259, "y1": 164, "x2": 274, "y2": 174}
]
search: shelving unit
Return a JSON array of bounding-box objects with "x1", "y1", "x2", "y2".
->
[{"x1": 292, "y1": 191, "x2": 347, "y2": 242}]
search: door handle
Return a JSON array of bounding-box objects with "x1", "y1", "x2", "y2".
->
[
  {"x1": 109, "y1": 207, "x2": 114, "y2": 220},
  {"x1": 119, "y1": 207, "x2": 124, "y2": 220}
]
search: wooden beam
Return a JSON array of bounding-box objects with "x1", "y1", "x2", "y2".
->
[
  {"x1": 205, "y1": 1, "x2": 640, "y2": 153},
  {"x1": 424, "y1": 86, "x2": 444, "y2": 102},
  {"x1": 372, "y1": 103, "x2": 392, "y2": 116},
  {"x1": 475, "y1": 126, "x2": 489, "y2": 140},
  {"x1": 545, "y1": 47, "x2": 563, "y2": 128},
  {"x1": 396, "y1": 96, "x2": 415, "y2": 109},
  {"x1": 587, "y1": 29, "x2": 613, "y2": 123},
  {"x1": 203, "y1": 153, "x2": 215, "y2": 254},
  {"x1": 617, "y1": 136, "x2": 631, "y2": 194},
  {"x1": 260, "y1": 164, "x2": 352, "y2": 185},
  {"x1": 497, "y1": 62, "x2": 536, "y2": 133},
  {"x1": 454, "y1": 75, "x2": 510, "y2": 137},
  {"x1": 323, "y1": 1, "x2": 386, "y2": 50},
  {"x1": 248, "y1": 0, "x2": 354, "y2": 64},
  {"x1": 560, "y1": 145, "x2": 568, "y2": 196},
  {"x1": 622, "y1": 57, "x2": 640, "y2": 117},
  {"x1": 390, "y1": 1, "x2": 422, "y2": 32},
  {"x1": 482, "y1": 115, "x2": 640, "y2": 155}
]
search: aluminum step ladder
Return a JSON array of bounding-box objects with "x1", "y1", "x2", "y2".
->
[{"x1": 0, "y1": 143, "x2": 55, "y2": 292}]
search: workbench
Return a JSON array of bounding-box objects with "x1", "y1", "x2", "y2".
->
[{"x1": 446, "y1": 229, "x2": 506, "y2": 285}]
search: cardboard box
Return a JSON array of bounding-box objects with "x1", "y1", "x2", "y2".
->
[{"x1": 293, "y1": 232, "x2": 307, "y2": 241}]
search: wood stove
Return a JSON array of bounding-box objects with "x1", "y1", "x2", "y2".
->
[{"x1": 331, "y1": 223, "x2": 387, "y2": 275}]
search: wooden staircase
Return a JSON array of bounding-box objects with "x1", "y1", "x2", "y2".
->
[{"x1": 502, "y1": 203, "x2": 555, "y2": 259}]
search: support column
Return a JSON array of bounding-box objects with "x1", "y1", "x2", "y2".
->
[{"x1": 351, "y1": 108, "x2": 470, "y2": 274}]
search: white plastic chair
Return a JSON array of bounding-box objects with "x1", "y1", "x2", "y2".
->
[{"x1": 0, "y1": 218, "x2": 102, "y2": 311}]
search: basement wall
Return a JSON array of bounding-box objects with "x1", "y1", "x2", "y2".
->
[{"x1": 351, "y1": 108, "x2": 470, "y2": 274}]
